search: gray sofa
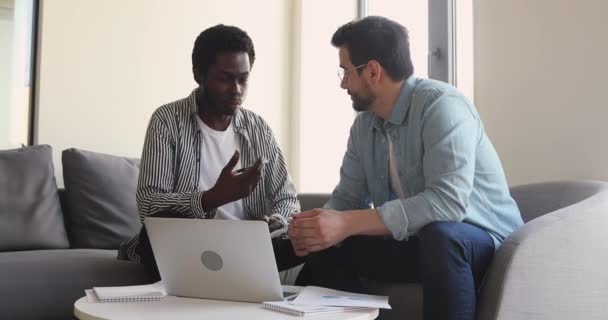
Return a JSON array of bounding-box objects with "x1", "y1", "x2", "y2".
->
[
  {"x1": 2, "y1": 145, "x2": 607, "y2": 320},
  {"x1": 0, "y1": 146, "x2": 149, "y2": 320},
  {"x1": 0, "y1": 145, "x2": 305, "y2": 320},
  {"x1": 297, "y1": 180, "x2": 608, "y2": 320}
]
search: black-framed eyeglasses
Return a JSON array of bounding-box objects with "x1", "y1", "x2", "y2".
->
[{"x1": 337, "y1": 64, "x2": 368, "y2": 82}]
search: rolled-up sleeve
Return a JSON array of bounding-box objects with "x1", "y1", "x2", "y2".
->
[
  {"x1": 261, "y1": 124, "x2": 300, "y2": 218},
  {"x1": 136, "y1": 111, "x2": 215, "y2": 221}
]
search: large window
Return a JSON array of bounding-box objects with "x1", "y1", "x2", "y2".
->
[
  {"x1": 295, "y1": 0, "x2": 474, "y2": 192},
  {"x1": 455, "y1": 0, "x2": 474, "y2": 101},
  {"x1": 294, "y1": 0, "x2": 357, "y2": 193},
  {"x1": 367, "y1": 0, "x2": 429, "y2": 79},
  {"x1": 368, "y1": 0, "x2": 474, "y2": 99},
  {"x1": 0, "y1": 0, "x2": 37, "y2": 149},
  {"x1": 24, "y1": 0, "x2": 472, "y2": 192}
]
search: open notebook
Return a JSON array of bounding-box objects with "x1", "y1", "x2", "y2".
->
[
  {"x1": 86, "y1": 282, "x2": 167, "y2": 303},
  {"x1": 263, "y1": 301, "x2": 369, "y2": 317}
]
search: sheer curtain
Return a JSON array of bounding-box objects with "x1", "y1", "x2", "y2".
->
[{"x1": 0, "y1": 0, "x2": 35, "y2": 149}]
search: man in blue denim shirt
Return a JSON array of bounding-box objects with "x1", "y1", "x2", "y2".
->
[{"x1": 289, "y1": 16, "x2": 523, "y2": 320}]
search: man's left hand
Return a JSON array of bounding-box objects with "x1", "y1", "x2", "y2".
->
[{"x1": 288, "y1": 209, "x2": 350, "y2": 256}]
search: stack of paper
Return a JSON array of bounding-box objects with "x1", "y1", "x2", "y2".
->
[
  {"x1": 263, "y1": 301, "x2": 369, "y2": 316},
  {"x1": 263, "y1": 286, "x2": 390, "y2": 316},
  {"x1": 291, "y1": 286, "x2": 391, "y2": 308}
]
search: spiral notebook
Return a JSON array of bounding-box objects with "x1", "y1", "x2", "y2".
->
[
  {"x1": 86, "y1": 281, "x2": 167, "y2": 303},
  {"x1": 263, "y1": 301, "x2": 367, "y2": 317}
]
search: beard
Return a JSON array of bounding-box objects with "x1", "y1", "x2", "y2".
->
[{"x1": 349, "y1": 85, "x2": 375, "y2": 112}]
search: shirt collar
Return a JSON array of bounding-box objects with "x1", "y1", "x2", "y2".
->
[
  {"x1": 188, "y1": 88, "x2": 246, "y2": 131},
  {"x1": 372, "y1": 75, "x2": 418, "y2": 130}
]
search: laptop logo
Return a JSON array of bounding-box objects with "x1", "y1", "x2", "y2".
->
[{"x1": 201, "y1": 250, "x2": 223, "y2": 271}]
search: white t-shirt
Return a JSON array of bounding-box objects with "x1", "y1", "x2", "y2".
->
[{"x1": 196, "y1": 116, "x2": 245, "y2": 220}]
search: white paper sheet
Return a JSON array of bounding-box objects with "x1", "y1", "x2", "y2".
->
[{"x1": 291, "y1": 286, "x2": 391, "y2": 309}]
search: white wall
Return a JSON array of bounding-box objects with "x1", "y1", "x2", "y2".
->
[
  {"x1": 474, "y1": 0, "x2": 608, "y2": 185},
  {"x1": 37, "y1": 0, "x2": 293, "y2": 186}
]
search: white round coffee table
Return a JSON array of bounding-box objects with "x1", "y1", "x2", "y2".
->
[{"x1": 74, "y1": 296, "x2": 379, "y2": 320}]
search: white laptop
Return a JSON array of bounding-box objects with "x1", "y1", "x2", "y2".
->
[{"x1": 144, "y1": 217, "x2": 297, "y2": 303}]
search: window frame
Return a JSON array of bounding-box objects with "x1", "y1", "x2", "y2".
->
[{"x1": 360, "y1": 0, "x2": 455, "y2": 84}]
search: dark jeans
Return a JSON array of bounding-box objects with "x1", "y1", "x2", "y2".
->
[
  {"x1": 295, "y1": 221, "x2": 495, "y2": 320},
  {"x1": 136, "y1": 210, "x2": 305, "y2": 282}
]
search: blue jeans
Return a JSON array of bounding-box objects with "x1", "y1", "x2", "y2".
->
[{"x1": 295, "y1": 221, "x2": 495, "y2": 320}]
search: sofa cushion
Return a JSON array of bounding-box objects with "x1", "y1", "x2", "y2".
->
[
  {"x1": 0, "y1": 249, "x2": 149, "y2": 319},
  {"x1": 0, "y1": 145, "x2": 69, "y2": 251},
  {"x1": 62, "y1": 148, "x2": 141, "y2": 249}
]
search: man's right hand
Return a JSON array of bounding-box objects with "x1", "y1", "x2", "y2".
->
[{"x1": 201, "y1": 151, "x2": 262, "y2": 212}]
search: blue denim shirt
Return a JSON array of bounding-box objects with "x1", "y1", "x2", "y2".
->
[{"x1": 325, "y1": 76, "x2": 523, "y2": 247}]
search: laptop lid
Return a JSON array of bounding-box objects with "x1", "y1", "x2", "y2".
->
[{"x1": 144, "y1": 217, "x2": 284, "y2": 303}]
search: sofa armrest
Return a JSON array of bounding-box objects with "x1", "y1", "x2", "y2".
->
[
  {"x1": 477, "y1": 192, "x2": 608, "y2": 320},
  {"x1": 510, "y1": 180, "x2": 608, "y2": 222}
]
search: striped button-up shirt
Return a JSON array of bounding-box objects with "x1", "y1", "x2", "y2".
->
[{"x1": 118, "y1": 89, "x2": 299, "y2": 262}]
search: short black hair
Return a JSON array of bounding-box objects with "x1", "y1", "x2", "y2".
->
[
  {"x1": 192, "y1": 24, "x2": 255, "y2": 77},
  {"x1": 331, "y1": 16, "x2": 413, "y2": 81}
]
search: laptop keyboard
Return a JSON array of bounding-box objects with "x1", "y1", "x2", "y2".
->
[{"x1": 282, "y1": 291, "x2": 299, "y2": 300}]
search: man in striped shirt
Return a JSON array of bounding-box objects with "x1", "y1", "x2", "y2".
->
[{"x1": 118, "y1": 25, "x2": 302, "y2": 281}]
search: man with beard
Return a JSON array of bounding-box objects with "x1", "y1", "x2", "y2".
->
[
  {"x1": 288, "y1": 16, "x2": 523, "y2": 320},
  {"x1": 118, "y1": 25, "x2": 302, "y2": 281}
]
